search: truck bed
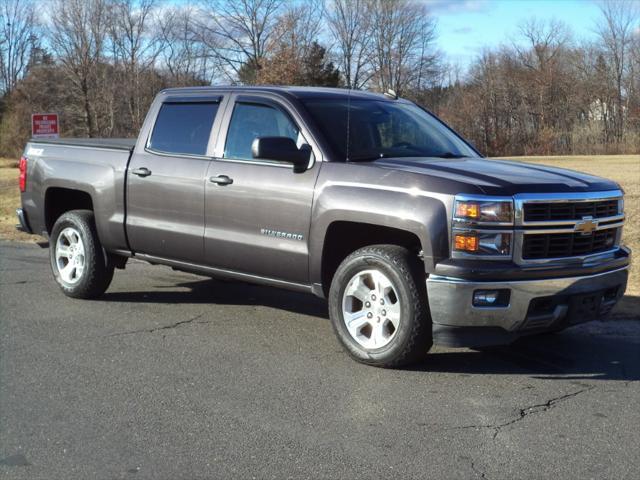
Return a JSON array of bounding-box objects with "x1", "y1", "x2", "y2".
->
[
  {"x1": 22, "y1": 137, "x2": 136, "y2": 249},
  {"x1": 29, "y1": 137, "x2": 136, "y2": 151}
]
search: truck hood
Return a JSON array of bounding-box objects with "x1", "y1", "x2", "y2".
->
[{"x1": 372, "y1": 157, "x2": 620, "y2": 195}]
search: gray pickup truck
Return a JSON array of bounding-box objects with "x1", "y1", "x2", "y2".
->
[{"x1": 17, "y1": 86, "x2": 630, "y2": 367}]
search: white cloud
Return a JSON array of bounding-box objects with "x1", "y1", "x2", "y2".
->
[
  {"x1": 453, "y1": 26, "x2": 474, "y2": 34},
  {"x1": 423, "y1": 0, "x2": 492, "y2": 14}
]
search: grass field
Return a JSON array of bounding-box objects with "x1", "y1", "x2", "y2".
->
[
  {"x1": 1, "y1": 154, "x2": 638, "y2": 300},
  {"x1": 0, "y1": 157, "x2": 34, "y2": 242}
]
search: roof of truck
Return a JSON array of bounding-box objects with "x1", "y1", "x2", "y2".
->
[{"x1": 159, "y1": 85, "x2": 395, "y2": 101}]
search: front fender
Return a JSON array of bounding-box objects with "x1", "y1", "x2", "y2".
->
[{"x1": 309, "y1": 180, "x2": 451, "y2": 286}]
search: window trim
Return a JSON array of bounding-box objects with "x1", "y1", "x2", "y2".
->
[
  {"x1": 144, "y1": 97, "x2": 222, "y2": 158},
  {"x1": 214, "y1": 93, "x2": 320, "y2": 169},
  {"x1": 221, "y1": 99, "x2": 303, "y2": 166}
]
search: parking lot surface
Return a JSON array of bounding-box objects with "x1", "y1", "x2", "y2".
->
[{"x1": 1, "y1": 241, "x2": 639, "y2": 479}]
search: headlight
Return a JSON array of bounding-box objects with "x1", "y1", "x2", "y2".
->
[
  {"x1": 454, "y1": 199, "x2": 513, "y2": 224},
  {"x1": 452, "y1": 195, "x2": 514, "y2": 260}
]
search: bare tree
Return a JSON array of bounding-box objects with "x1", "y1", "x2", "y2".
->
[
  {"x1": 369, "y1": 0, "x2": 438, "y2": 96},
  {"x1": 109, "y1": 0, "x2": 161, "y2": 130},
  {"x1": 276, "y1": 0, "x2": 324, "y2": 57},
  {"x1": 157, "y1": 6, "x2": 212, "y2": 86},
  {"x1": 326, "y1": 0, "x2": 374, "y2": 89},
  {"x1": 255, "y1": 0, "x2": 329, "y2": 85},
  {"x1": 48, "y1": 0, "x2": 110, "y2": 137},
  {"x1": 0, "y1": 0, "x2": 38, "y2": 95},
  {"x1": 515, "y1": 19, "x2": 576, "y2": 150},
  {"x1": 195, "y1": 0, "x2": 284, "y2": 83},
  {"x1": 629, "y1": 21, "x2": 640, "y2": 140},
  {"x1": 596, "y1": 0, "x2": 639, "y2": 141}
]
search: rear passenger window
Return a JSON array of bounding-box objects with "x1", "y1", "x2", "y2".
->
[
  {"x1": 224, "y1": 103, "x2": 300, "y2": 160},
  {"x1": 148, "y1": 102, "x2": 218, "y2": 156}
]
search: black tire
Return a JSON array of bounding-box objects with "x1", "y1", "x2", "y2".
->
[
  {"x1": 49, "y1": 210, "x2": 114, "y2": 299},
  {"x1": 328, "y1": 245, "x2": 432, "y2": 368}
]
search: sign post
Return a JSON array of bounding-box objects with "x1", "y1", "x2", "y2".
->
[{"x1": 31, "y1": 113, "x2": 59, "y2": 139}]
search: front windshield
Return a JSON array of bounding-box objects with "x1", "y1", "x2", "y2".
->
[{"x1": 301, "y1": 98, "x2": 477, "y2": 161}]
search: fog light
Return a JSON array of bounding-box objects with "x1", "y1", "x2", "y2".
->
[{"x1": 473, "y1": 289, "x2": 510, "y2": 307}]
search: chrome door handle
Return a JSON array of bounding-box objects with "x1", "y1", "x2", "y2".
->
[
  {"x1": 209, "y1": 175, "x2": 233, "y2": 185},
  {"x1": 131, "y1": 167, "x2": 152, "y2": 177}
]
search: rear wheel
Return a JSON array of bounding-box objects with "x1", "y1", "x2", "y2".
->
[
  {"x1": 328, "y1": 245, "x2": 432, "y2": 368},
  {"x1": 49, "y1": 210, "x2": 114, "y2": 299}
]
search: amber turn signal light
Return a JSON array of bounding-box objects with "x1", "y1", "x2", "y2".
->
[
  {"x1": 454, "y1": 234, "x2": 479, "y2": 252},
  {"x1": 455, "y1": 201, "x2": 479, "y2": 219}
]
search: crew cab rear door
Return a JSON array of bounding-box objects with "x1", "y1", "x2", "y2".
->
[
  {"x1": 126, "y1": 94, "x2": 228, "y2": 263},
  {"x1": 203, "y1": 93, "x2": 322, "y2": 284}
]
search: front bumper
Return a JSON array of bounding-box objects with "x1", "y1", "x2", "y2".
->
[{"x1": 427, "y1": 265, "x2": 629, "y2": 347}]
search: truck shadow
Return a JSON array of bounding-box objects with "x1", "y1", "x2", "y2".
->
[
  {"x1": 414, "y1": 330, "x2": 640, "y2": 382},
  {"x1": 102, "y1": 276, "x2": 330, "y2": 319},
  {"x1": 103, "y1": 278, "x2": 640, "y2": 382},
  {"x1": 413, "y1": 296, "x2": 640, "y2": 381}
]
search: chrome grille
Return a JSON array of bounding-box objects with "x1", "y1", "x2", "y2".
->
[
  {"x1": 523, "y1": 199, "x2": 619, "y2": 222},
  {"x1": 522, "y1": 228, "x2": 618, "y2": 259},
  {"x1": 514, "y1": 190, "x2": 624, "y2": 264}
]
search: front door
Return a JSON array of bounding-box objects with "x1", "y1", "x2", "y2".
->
[
  {"x1": 126, "y1": 96, "x2": 225, "y2": 263},
  {"x1": 203, "y1": 94, "x2": 322, "y2": 284}
]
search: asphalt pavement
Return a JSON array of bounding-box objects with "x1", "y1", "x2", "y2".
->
[{"x1": 1, "y1": 240, "x2": 639, "y2": 479}]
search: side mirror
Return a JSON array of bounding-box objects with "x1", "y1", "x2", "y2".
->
[{"x1": 251, "y1": 137, "x2": 310, "y2": 173}]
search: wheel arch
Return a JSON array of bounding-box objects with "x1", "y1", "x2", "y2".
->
[
  {"x1": 309, "y1": 187, "x2": 450, "y2": 296},
  {"x1": 44, "y1": 187, "x2": 94, "y2": 234},
  {"x1": 318, "y1": 221, "x2": 424, "y2": 297}
]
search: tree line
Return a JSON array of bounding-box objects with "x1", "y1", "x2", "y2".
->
[{"x1": 0, "y1": 0, "x2": 638, "y2": 158}]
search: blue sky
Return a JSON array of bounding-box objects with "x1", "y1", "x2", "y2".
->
[{"x1": 429, "y1": 0, "x2": 604, "y2": 66}]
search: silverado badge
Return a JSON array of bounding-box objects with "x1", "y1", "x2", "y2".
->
[{"x1": 260, "y1": 228, "x2": 304, "y2": 241}]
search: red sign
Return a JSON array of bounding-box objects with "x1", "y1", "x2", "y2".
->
[{"x1": 32, "y1": 113, "x2": 59, "y2": 138}]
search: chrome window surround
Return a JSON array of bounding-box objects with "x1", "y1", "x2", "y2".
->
[{"x1": 451, "y1": 190, "x2": 625, "y2": 265}]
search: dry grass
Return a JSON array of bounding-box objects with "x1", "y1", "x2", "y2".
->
[
  {"x1": 0, "y1": 157, "x2": 36, "y2": 242},
  {"x1": 0, "y1": 157, "x2": 19, "y2": 169}
]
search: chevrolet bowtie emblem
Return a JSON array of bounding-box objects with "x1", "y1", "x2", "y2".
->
[{"x1": 574, "y1": 217, "x2": 599, "y2": 235}]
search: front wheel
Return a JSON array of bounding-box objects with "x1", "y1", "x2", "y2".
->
[
  {"x1": 328, "y1": 245, "x2": 432, "y2": 368},
  {"x1": 49, "y1": 210, "x2": 114, "y2": 299}
]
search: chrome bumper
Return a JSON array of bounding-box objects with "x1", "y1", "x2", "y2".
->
[
  {"x1": 427, "y1": 266, "x2": 629, "y2": 332},
  {"x1": 16, "y1": 208, "x2": 32, "y2": 233}
]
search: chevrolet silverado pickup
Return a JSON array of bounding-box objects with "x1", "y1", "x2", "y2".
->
[{"x1": 16, "y1": 86, "x2": 631, "y2": 367}]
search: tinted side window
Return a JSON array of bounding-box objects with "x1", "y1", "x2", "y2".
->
[
  {"x1": 224, "y1": 103, "x2": 299, "y2": 160},
  {"x1": 148, "y1": 102, "x2": 219, "y2": 156}
]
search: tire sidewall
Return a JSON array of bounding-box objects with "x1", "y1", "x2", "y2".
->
[
  {"x1": 49, "y1": 212, "x2": 102, "y2": 296},
  {"x1": 329, "y1": 250, "x2": 422, "y2": 364}
]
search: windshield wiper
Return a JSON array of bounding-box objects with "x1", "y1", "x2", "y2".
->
[
  {"x1": 433, "y1": 152, "x2": 469, "y2": 159},
  {"x1": 347, "y1": 153, "x2": 389, "y2": 162}
]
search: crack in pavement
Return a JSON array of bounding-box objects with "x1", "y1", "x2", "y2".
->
[
  {"x1": 452, "y1": 386, "x2": 594, "y2": 439},
  {"x1": 471, "y1": 460, "x2": 488, "y2": 479},
  {"x1": 0, "y1": 279, "x2": 46, "y2": 286},
  {"x1": 106, "y1": 313, "x2": 207, "y2": 337}
]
